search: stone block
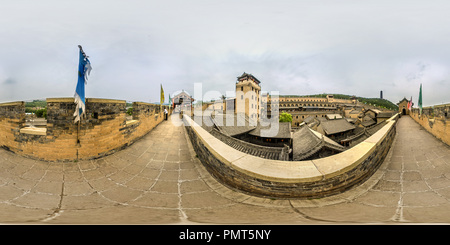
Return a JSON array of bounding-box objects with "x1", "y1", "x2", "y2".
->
[{"x1": 20, "y1": 127, "x2": 47, "y2": 136}]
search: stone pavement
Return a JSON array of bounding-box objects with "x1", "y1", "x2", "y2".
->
[{"x1": 0, "y1": 115, "x2": 449, "y2": 224}]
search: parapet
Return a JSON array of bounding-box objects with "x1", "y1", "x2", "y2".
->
[
  {"x1": 410, "y1": 104, "x2": 450, "y2": 146},
  {"x1": 184, "y1": 113, "x2": 399, "y2": 199},
  {"x1": 0, "y1": 98, "x2": 171, "y2": 161}
]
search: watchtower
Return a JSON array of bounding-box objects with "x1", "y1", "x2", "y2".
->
[
  {"x1": 397, "y1": 97, "x2": 410, "y2": 115},
  {"x1": 235, "y1": 72, "x2": 261, "y2": 122}
]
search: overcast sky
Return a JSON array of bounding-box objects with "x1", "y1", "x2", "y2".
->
[{"x1": 0, "y1": 0, "x2": 449, "y2": 107}]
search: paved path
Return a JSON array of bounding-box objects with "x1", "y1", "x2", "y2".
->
[{"x1": 0, "y1": 115, "x2": 449, "y2": 224}]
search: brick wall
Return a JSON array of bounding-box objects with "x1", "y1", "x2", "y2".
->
[
  {"x1": 0, "y1": 101, "x2": 26, "y2": 153},
  {"x1": 0, "y1": 98, "x2": 171, "y2": 161},
  {"x1": 410, "y1": 104, "x2": 450, "y2": 146}
]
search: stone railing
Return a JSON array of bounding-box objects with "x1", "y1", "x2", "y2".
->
[
  {"x1": 0, "y1": 98, "x2": 171, "y2": 161},
  {"x1": 184, "y1": 113, "x2": 399, "y2": 199}
]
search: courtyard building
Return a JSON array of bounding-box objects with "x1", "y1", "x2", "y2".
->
[{"x1": 197, "y1": 73, "x2": 395, "y2": 161}]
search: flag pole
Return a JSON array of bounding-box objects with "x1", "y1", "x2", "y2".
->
[
  {"x1": 76, "y1": 45, "x2": 83, "y2": 151},
  {"x1": 78, "y1": 45, "x2": 87, "y2": 58},
  {"x1": 418, "y1": 83, "x2": 423, "y2": 117},
  {"x1": 75, "y1": 44, "x2": 91, "y2": 155}
]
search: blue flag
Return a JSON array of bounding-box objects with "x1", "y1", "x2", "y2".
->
[
  {"x1": 74, "y1": 45, "x2": 92, "y2": 123},
  {"x1": 418, "y1": 83, "x2": 423, "y2": 115}
]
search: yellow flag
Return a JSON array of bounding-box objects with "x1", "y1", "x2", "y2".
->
[{"x1": 160, "y1": 84, "x2": 165, "y2": 105}]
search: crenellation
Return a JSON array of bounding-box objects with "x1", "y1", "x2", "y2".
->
[{"x1": 410, "y1": 104, "x2": 450, "y2": 146}]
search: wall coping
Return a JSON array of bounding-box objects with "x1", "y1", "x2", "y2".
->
[
  {"x1": 125, "y1": 120, "x2": 139, "y2": 126},
  {"x1": 421, "y1": 103, "x2": 450, "y2": 109},
  {"x1": 46, "y1": 97, "x2": 126, "y2": 103},
  {"x1": 133, "y1": 101, "x2": 159, "y2": 106},
  {"x1": 20, "y1": 127, "x2": 47, "y2": 135},
  {"x1": 184, "y1": 113, "x2": 398, "y2": 184},
  {"x1": 87, "y1": 98, "x2": 126, "y2": 104},
  {"x1": 46, "y1": 98, "x2": 74, "y2": 103}
]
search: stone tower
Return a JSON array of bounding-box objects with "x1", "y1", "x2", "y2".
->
[
  {"x1": 235, "y1": 72, "x2": 261, "y2": 122},
  {"x1": 397, "y1": 97, "x2": 410, "y2": 115}
]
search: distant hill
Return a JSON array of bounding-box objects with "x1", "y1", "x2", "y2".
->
[
  {"x1": 301, "y1": 94, "x2": 399, "y2": 111},
  {"x1": 25, "y1": 100, "x2": 46, "y2": 108}
]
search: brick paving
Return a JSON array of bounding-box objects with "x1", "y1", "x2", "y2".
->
[{"x1": 0, "y1": 115, "x2": 449, "y2": 224}]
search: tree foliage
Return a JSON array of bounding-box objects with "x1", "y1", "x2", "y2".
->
[
  {"x1": 298, "y1": 93, "x2": 399, "y2": 111},
  {"x1": 279, "y1": 112, "x2": 292, "y2": 122},
  {"x1": 35, "y1": 108, "x2": 47, "y2": 119},
  {"x1": 25, "y1": 100, "x2": 46, "y2": 108},
  {"x1": 126, "y1": 107, "x2": 133, "y2": 116}
]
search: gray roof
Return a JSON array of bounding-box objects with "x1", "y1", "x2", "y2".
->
[
  {"x1": 377, "y1": 112, "x2": 394, "y2": 118},
  {"x1": 211, "y1": 113, "x2": 256, "y2": 136},
  {"x1": 249, "y1": 122, "x2": 291, "y2": 139},
  {"x1": 361, "y1": 115, "x2": 376, "y2": 127},
  {"x1": 292, "y1": 126, "x2": 322, "y2": 158},
  {"x1": 237, "y1": 72, "x2": 261, "y2": 84},
  {"x1": 303, "y1": 116, "x2": 316, "y2": 124},
  {"x1": 349, "y1": 109, "x2": 361, "y2": 114},
  {"x1": 319, "y1": 119, "x2": 356, "y2": 135},
  {"x1": 292, "y1": 126, "x2": 345, "y2": 161}
]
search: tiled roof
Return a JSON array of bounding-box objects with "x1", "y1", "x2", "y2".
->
[
  {"x1": 248, "y1": 122, "x2": 291, "y2": 139},
  {"x1": 211, "y1": 113, "x2": 256, "y2": 137},
  {"x1": 361, "y1": 115, "x2": 376, "y2": 127},
  {"x1": 319, "y1": 119, "x2": 355, "y2": 135},
  {"x1": 292, "y1": 126, "x2": 345, "y2": 160},
  {"x1": 377, "y1": 112, "x2": 394, "y2": 118},
  {"x1": 237, "y1": 72, "x2": 261, "y2": 84}
]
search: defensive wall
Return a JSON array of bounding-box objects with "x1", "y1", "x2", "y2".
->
[
  {"x1": 410, "y1": 103, "x2": 450, "y2": 146},
  {"x1": 184, "y1": 113, "x2": 399, "y2": 199},
  {"x1": 0, "y1": 98, "x2": 171, "y2": 161}
]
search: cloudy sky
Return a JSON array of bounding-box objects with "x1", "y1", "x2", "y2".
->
[{"x1": 0, "y1": 0, "x2": 449, "y2": 107}]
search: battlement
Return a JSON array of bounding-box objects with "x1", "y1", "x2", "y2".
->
[
  {"x1": 0, "y1": 98, "x2": 171, "y2": 161},
  {"x1": 410, "y1": 103, "x2": 450, "y2": 146}
]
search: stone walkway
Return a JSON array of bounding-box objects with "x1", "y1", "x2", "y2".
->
[{"x1": 0, "y1": 115, "x2": 449, "y2": 224}]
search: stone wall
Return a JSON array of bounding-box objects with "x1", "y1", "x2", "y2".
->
[
  {"x1": 184, "y1": 113, "x2": 399, "y2": 199},
  {"x1": 0, "y1": 101, "x2": 26, "y2": 153},
  {"x1": 0, "y1": 98, "x2": 170, "y2": 161},
  {"x1": 410, "y1": 104, "x2": 450, "y2": 146}
]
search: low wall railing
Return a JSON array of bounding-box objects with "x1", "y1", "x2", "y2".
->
[{"x1": 184, "y1": 113, "x2": 399, "y2": 199}]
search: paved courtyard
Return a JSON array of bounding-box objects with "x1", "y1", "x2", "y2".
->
[{"x1": 0, "y1": 115, "x2": 449, "y2": 224}]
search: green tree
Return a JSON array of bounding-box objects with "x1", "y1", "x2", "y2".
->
[
  {"x1": 35, "y1": 108, "x2": 47, "y2": 119},
  {"x1": 279, "y1": 112, "x2": 292, "y2": 122},
  {"x1": 25, "y1": 108, "x2": 34, "y2": 113},
  {"x1": 126, "y1": 107, "x2": 133, "y2": 116}
]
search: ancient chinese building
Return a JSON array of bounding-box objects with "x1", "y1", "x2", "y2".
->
[
  {"x1": 397, "y1": 97, "x2": 410, "y2": 115},
  {"x1": 235, "y1": 72, "x2": 261, "y2": 122}
]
